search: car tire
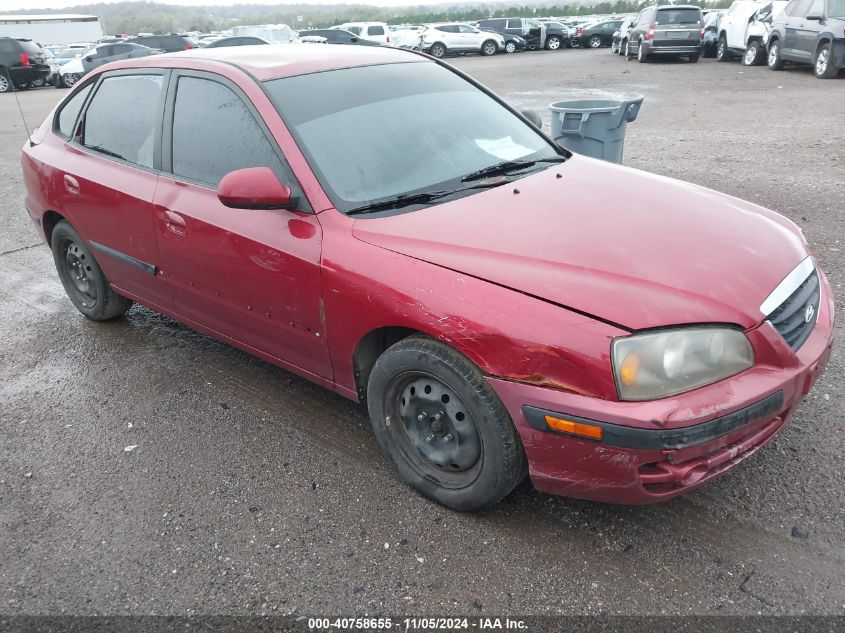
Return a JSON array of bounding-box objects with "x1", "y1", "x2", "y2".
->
[
  {"x1": 481, "y1": 39, "x2": 498, "y2": 56},
  {"x1": 546, "y1": 35, "x2": 562, "y2": 50},
  {"x1": 29, "y1": 76, "x2": 46, "y2": 88},
  {"x1": 505, "y1": 41, "x2": 516, "y2": 54},
  {"x1": 429, "y1": 42, "x2": 446, "y2": 58},
  {"x1": 814, "y1": 42, "x2": 839, "y2": 78},
  {"x1": 611, "y1": 39, "x2": 618, "y2": 54},
  {"x1": 367, "y1": 336, "x2": 527, "y2": 512},
  {"x1": 637, "y1": 41, "x2": 649, "y2": 63},
  {"x1": 689, "y1": 53, "x2": 700, "y2": 63},
  {"x1": 716, "y1": 35, "x2": 730, "y2": 61},
  {"x1": 702, "y1": 43, "x2": 716, "y2": 58},
  {"x1": 62, "y1": 73, "x2": 80, "y2": 87},
  {"x1": 742, "y1": 41, "x2": 764, "y2": 66},
  {"x1": 767, "y1": 40, "x2": 785, "y2": 70},
  {"x1": 589, "y1": 35, "x2": 603, "y2": 48},
  {"x1": 622, "y1": 39, "x2": 629, "y2": 57},
  {"x1": 0, "y1": 69, "x2": 12, "y2": 93},
  {"x1": 51, "y1": 221, "x2": 133, "y2": 321}
]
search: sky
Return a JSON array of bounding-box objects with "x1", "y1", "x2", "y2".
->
[{"x1": 0, "y1": 0, "x2": 432, "y2": 10}]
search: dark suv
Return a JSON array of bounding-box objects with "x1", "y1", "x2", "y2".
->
[
  {"x1": 767, "y1": 0, "x2": 845, "y2": 78},
  {"x1": 0, "y1": 37, "x2": 50, "y2": 92},
  {"x1": 126, "y1": 34, "x2": 196, "y2": 53},
  {"x1": 573, "y1": 20, "x2": 624, "y2": 48},
  {"x1": 627, "y1": 5, "x2": 704, "y2": 62}
]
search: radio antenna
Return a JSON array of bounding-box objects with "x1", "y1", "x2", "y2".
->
[{"x1": 13, "y1": 87, "x2": 34, "y2": 147}]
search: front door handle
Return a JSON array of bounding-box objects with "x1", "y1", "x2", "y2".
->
[
  {"x1": 63, "y1": 174, "x2": 80, "y2": 195},
  {"x1": 163, "y1": 210, "x2": 187, "y2": 236}
]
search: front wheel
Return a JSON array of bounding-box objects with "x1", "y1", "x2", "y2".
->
[
  {"x1": 62, "y1": 72, "x2": 80, "y2": 87},
  {"x1": 505, "y1": 41, "x2": 516, "y2": 54},
  {"x1": 768, "y1": 40, "x2": 785, "y2": 70},
  {"x1": 367, "y1": 337, "x2": 527, "y2": 511},
  {"x1": 429, "y1": 42, "x2": 446, "y2": 58},
  {"x1": 716, "y1": 35, "x2": 730, "y2": 61},
  {"x1": 481, "y1": 39, "x2": 498, "y2": 56},
  {"x1": 589, "y1": 35, "x2": 603, "y2": 48},
  {"x1": 742, "y1": 41, "x2": 764, "y2": 66},
  {"x1": 51, "y1": 221, "x2": 133, "y2": 321},
  {"x1": 546, "y1": 35, "x2": 561, "y2": 50},
  {"x1": 815, "y1": 43, "x2": 839, "y2": 78}
]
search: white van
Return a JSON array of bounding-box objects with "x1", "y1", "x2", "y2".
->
[{"x1": 336, "y1": 22, "x2": 391, "y2": 44}]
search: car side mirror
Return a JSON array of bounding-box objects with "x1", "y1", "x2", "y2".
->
[
  {"x1": 351, "y1": 36, "x2": 358, "y2": 42},
  {"x1": 805, "y1": 14, "x2": 822, "y2": 20},
  {"x1": 85, "y1": 56, "x2": 93, "y2": 62},
  {"x1": 217, "y1": 167, "x2": 294, "y2": 210},
  {"x1": 521, "y1": 109, "x2": 543, "y2": 130}
]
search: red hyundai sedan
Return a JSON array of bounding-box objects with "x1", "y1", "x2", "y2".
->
[{"x1": 21, "y1": 46, "x2": 833, "y2": 510}]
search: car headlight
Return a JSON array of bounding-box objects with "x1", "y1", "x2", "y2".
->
[{"x1": 611, "y1": 327, "x2": 753, "y2": 401}]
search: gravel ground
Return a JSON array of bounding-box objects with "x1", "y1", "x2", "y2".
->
[{"x1": 0, "y1": 48, "x2": 843, "y2": 618}]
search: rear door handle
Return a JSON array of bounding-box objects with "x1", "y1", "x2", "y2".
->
[
  {"x1": 163, "y1": 210, "x2": 187, "y2": 236},
  {"x1": 63, "y1": 174, "x2": 80, "y2": 195}
]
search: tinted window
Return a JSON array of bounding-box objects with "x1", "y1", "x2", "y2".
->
[
  {"x1": 57, "y1": 83, "x2": 93, "y2": 138},
  {"x1": 506, "y1": 19, "x2": 522, "y2": 28},
  {"x1": 830, "y1": 0, "x2": 845, "y2": 16},
  {"x1": 346, "y1": 26, "x2": 362, "y2": 35},
  {"x1": 83, "y1": 75, "x2": 162, "y2": 168},
  {"x1": 367, "y1": 26, "x2": 385, "y2": 35},
  {"x1": 436, "y1": 25, "x2": 458, "y2": 33},
  {"x1": 0, "y1": 39, "x2": 16, "y2": 54},
  {"x1": 656, "y1": 8, "x2": 702, "y2": 24},
  {"x1": 111, "y1": 44, "x2": 133, "y2": 54},
  {"x1": 18, "y1": 40, "x2": 42, "y2": 55},
  {"x1": 171, "y1": 76, "x2": 284, "y2": 187}
]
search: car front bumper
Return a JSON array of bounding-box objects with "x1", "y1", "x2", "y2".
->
[{"x1": 487, "y1": 271, "x2": 835, "y2": 505}]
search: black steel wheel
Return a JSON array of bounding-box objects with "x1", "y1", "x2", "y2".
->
[
  {"x1": 51, "y1": 221, "x2": 132, "y2": 320},
  {"x1": 367, "y1": 336, "x2": 526, "y2": 511}
]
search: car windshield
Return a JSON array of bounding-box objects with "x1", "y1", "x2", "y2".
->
[
  {"x1": 656, "y1": 8, "x2": 702, "y2": 24},
  {"x1": 830, "y1": 0, "x2": 845, "y2": 17},
  {"x1": 265, "y1": 62, "x2": 561, "y2": 214}
]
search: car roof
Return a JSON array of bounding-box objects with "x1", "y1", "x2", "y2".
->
[{"x1": 101, "y1": 44, "x2": 425, "y2": 81}]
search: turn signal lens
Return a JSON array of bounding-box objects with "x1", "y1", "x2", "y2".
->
[
  {"x1": 544, "y1": 415, "x2": 603, "y2": 440},
  {"x1": 620, "y1": 353, "x2": 640, "y2": 386}
]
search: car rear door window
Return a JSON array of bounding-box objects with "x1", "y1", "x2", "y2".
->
[
  {"x1": 367, "y1": 26, "x2": 385, "y2": 36},
  {"x1": 81, "y1": 74, "x2": 162, "y2": 168},
  {"x1": 170, "y1": 76, "x2": 284, "y2": 187},
  {"x1": 56, "y1": 83, "x2": 93, "y2": 138}
]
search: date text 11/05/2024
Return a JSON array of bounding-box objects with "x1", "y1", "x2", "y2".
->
[{"x1": 308, "y1": 617, "x2": 528, "y2": 630}]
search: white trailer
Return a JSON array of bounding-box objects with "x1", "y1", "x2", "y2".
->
[{"x1": 0, "y1": 14, "x2": 104, "y2": 46}]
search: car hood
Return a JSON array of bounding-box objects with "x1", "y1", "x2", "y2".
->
[
  {"x1": 351, "y1": 155, "x2": 809, "y2": 330},
  {"x1": 60, "y1": 58, "x2": 84, "y2": 73}
]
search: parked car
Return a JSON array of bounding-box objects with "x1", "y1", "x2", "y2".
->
[
  {"x1": 702, "y1": 10, "x2": 724, "y2": 56},
  {"x1": 420, "y1": 23, "x2": 505, "y2": 58},
  {"x1": 126, "y1": 34, "x2": 196, "y2": 53},
  {"x1": 388, "y1": 25, "x2": 426, "y2": 50},
  {"x1": 56, "y1": 43, "x2": 156, "y2": 88},
  {"x1": 715, "y1": 0, "x2": 785, "y2": 62},
  {"x1": 473, "y1": 18, "x2": 548, "y2": 50},
  {"x1": 21, "y1": 46, "x2": 833, "y2": 510},
  {"x1": 43, "y1": 49, "x2": 61, "y2": 86},
  {"x1": 535, "y1": 20, "x2": 570, "y2": 50},
  {"x1": 612, "y1": 17, "x2": 635, "y2": 54},
  {"x1": 741, "y1": 2, "x2": 790, "y2": 65},
  {"x1": 627, "y1": 5, "x2": 704, "y2": 62},
  {"x1": 299, "y1": 29, "x2": 382, "y2": 46},
  {"x1": 335, "y1": 22, "x2": 391, "y2": 44},
  {"x1": 478, "y1": 27, "x2": 527, "y2": 53},
  {"x1": 0, "y1": 37, "x2": 51, "y2": 92},
  {"x1": 203, "y1": 36, "x2": 271, "y2": 48},
  {"x1": 767, "y1": 0, "x2": 845, "y2": 78},
  {"x1": 573, "y1": 19, "x2": 625, "y2": 48}
]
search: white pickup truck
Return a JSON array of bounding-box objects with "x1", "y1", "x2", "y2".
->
[{"x1": 716, "y1": 0, "x2": 789, "y2": 65}]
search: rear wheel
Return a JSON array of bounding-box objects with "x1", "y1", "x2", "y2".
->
[
  {"x1": 589, "y1": 35, "x2": 603, "y2": 48},
  {"x1": 815, "y1": 43, "x2": 838, "y2": 78},
  {"x1": 51, "y1": 221, "x2": 133, "y2": 321},
  {"x1": 29, "y1": 76, "x2": 46, "y2": 87},
  {"x1": 689, "y1": 53, "x2": 700, "y2": 63},
  {"x1": 0, "y1": 70, "x2": 12, "y2": 93},
  {"x1": 716, "y1": 35, "x2": 730, "y2": 61},
  {"x1": 367, "y1": 336, "x2": 527, "y2": 511},
  {"x1": 742, "y1": 41, "x2": 764, "y2": 66},
  {"x1": 611, "y1": 39, "x2": 618, "y2": 54},
  {"x1": 429, "y1": 42, "x2": 446, "y2": 58},
  {"x1": 546, "y1": 35, "x2": 562, "y2": 50},
  {"x1": 637, "y1": 41, "x2": 649, "y2": 63},
  {"x1": 768, "y1": 40, "x2": 785, "y2": 70},
  {"x1": 622, "y1": 39, "x2": 629, "y2": 57}
]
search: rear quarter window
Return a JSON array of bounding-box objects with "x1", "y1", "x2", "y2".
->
[{"x1": 56, "y1": 83, "x2": 94, "y2": 139}]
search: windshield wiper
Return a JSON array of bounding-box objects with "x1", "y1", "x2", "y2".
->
[
  {"x1": 460, "y1": 156, "x2": 566, "y2": 182},
  {"x1": 88, "y1": 145, "x2": 126, "y2": 160},
  {"x1": 346, "y1": 179, "x2": 508, "y2": 216}
]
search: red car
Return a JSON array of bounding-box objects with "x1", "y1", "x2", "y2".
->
[{"x1": 21, "y1": 46, "x2": 833, "y2": 510}]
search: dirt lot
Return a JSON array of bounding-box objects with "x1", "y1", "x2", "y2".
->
[{"x1": 1, "y1": 48, "x2": 843, "y2": 617}]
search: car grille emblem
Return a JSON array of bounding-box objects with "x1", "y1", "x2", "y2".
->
[{"x1": 804, "y1": 303, "x2": 815, "y2": 324}]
